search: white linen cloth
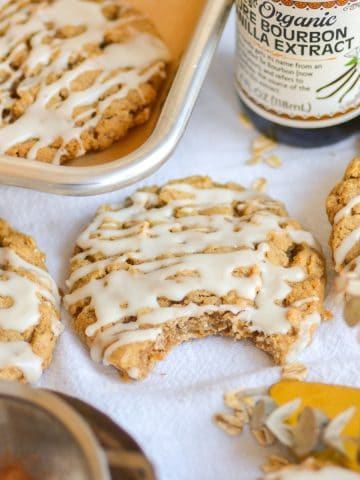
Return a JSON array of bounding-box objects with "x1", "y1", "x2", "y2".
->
[{"x1": 1, "y1": 11, "x2": 359, "y2": 480}]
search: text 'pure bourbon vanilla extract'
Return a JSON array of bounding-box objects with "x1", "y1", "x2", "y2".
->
[{"x1": 235, "y1": 0, "x2": 360, "y2": 147}]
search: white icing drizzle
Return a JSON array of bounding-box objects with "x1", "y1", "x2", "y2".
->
[
  {"x1": 334, "y1": 228, "x2": 360, "y2": 268},
  {"x1": 0, "y1": 246, "x2": 61, "y2": 382},
  {"x1": 64, "y1": 182, "x2": 322, "y2": 376},
  {"x1": 333, "y1": 195, "x2": 360, "y2": 269},
  {"x1": 0, "y1": 341, "x2": 42, "y2": 383},
  {"x1": 338, "y1": 257, "x2": 360, "y2": 299},
  {"x1": 0, "y1": 0, "x2": 170, "y2": 164},
  {"x1": 334, "y1": 195, "x2": 360, "y2": 224},
  {"x1": 346, "y1": 258, "x2": 360, "y2": 297},
  {"x1": 264, "y1": 465, "x2": 360, "y2": 480}
]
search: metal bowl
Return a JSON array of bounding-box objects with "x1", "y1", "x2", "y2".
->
[{"x1": 0, "y1": 382, "x2": 155, "y2": 480}]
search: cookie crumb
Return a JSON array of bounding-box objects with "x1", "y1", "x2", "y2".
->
[
  {"x1": 323, "y1": 310, "x2": 333, "y2": 321},
  {"x1": 252, "y1": 177, "x2": 268, "y2": 193},
  {"x1": 265, "y1": 155, "x2": 282, "y2": 169},
  {"x1": 281, "y1": 362, "x2": 308, "y2": 382}
]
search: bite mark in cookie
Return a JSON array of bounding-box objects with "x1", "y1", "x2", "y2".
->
[
  {"x1": 65, "y1": 176, "x2": 326, "y2": 380},
  {"x1": 0, "y1": 0, "x2": 170, "y2": 164},
  {"x1": 0, "y1": 219, "x2": 61, "y2": 382}
]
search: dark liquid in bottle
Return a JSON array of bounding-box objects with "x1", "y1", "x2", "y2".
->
[
  {"x1": 235, "y1": 0, "x2": 360, "y2": 149},
  {"x1": 240, "y1": 100, "x2": 360, "y2": 148}
]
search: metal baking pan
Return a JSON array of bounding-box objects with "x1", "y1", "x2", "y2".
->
[{"x1": 0, "y1": 0, "x2": 233, "y2": 196}]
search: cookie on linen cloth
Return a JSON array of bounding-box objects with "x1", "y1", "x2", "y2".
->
[
  {"x1": 262, "y1": 459, "x2": 360, "y2": 479},
  {"x1": 326, "y1": 157, "x2": 360, "y2": 271},
  {"x1": 0, "y1": 219, "x2": 62, "y2": 383},
  {"x1": 0, "y1": 0, "x2": 170, "y2": 164},
  {"x1": 65, "y1": 176, "x2": 326, "y2": 381}
]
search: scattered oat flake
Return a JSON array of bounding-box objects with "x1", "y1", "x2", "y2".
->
[
  {"x1": 281, "y1": 363, "x2": 308, "y2": 382},
  {"x1": 261, "y1": 455, "x2": 290, "y2": 473},
  {"x1": 252, "y1": 134, "x2": 277, "y2": 156},
  {"x1": 252, "y1": 177, "x2": 268, "y2": 193},
  {"x1": 251, "y1": 426, "x2": 276, "y2": 446},
  {"x1": 246, "y1": 155, "x2": 263, "y2": 166},
  {"x1": 213, "y1": 413, "x2": 245, "y2": 436},
  {"x1": 239, "y1": 111, "x2": 253, "y2": 128},
  {"x1": 265, "y1": 155, "x2": 283, "y2": 169}
]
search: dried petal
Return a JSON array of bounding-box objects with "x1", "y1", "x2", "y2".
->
[
  {"x1": 250, "y1": 398, "x2": 277, "y2": 431},
  {"x1": 322, "y1": 407, "x2": 356, "y2": 456},
  {"x1": 265, "y1": 399, "x2": 301, "y2": 447},
  {"x1": 292, "y1": 407, "x2": 328, "y2": 457}
]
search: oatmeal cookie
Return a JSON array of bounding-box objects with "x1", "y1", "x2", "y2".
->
[
  {"x1": 326, "y1": 157, "x2": 360, "y2": 308},
  {"x1": 64, "y1": 176, "x2": 326, "y2": 380},
  {"x1": 0, "y1": 219, "x2": 62, "y2": 382},
  {"x1": 0, "y1": 0, "x2": 169, "y2": 164},
  {"x1": 262, "y1": 459, "x2": 360, "y2": 479}
]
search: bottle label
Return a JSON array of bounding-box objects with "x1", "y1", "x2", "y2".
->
[{"x1": 235, "y1": 0, "x2": 360, "y2": 128}]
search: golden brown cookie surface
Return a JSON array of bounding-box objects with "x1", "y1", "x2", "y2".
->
[
  {"x1": 0, "y1": 0, "x2": 169, "y2": 164},
  {"x1": 65, "y1": 176, "x2": 326, "y2": 380},
  {"x1": 0, "y1": 219, "x2": 61, "y2": 382},
  {"x1": 327, "y1": 157, "x2": 360, "y2": 271}
]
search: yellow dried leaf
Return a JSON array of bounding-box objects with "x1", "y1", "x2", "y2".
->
[{"x1": 270, "y1": 381, "x2": 360, "y2": 471}]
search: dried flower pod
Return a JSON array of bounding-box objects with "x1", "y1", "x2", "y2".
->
[
  {"x1": 322, "y1": 407, "x2": 356, "y2": 456},
  {"x1": 292, "y1": 407, "x2": 328, "y2": 457},
  {"x1": 265, "y1": 399, "x2": 301, "y2": 447},
  {"x1": 250, "y1": 398, "x2": 277, "y2": 446}
]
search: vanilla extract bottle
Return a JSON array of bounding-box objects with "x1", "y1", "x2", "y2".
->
[{"x1": 235, "y1": 0, "x2": 360, "y2": 147}]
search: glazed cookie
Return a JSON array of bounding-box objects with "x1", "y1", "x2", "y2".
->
[
  {"x1": 262, "y1": 459, "x2": 360, "y2": 479},
  {"x1": 64, "y1": 176, "x2": 326, "y2": 380},
  {"x1": 326, "y1": 157, "x2": 360, "y2": 308},
  {"x1": 0, "y1": 0, "x2": 169, "y2": 164},
  {"x1": 0, "y1": 219, "x2": 61, "y2": 382}
]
